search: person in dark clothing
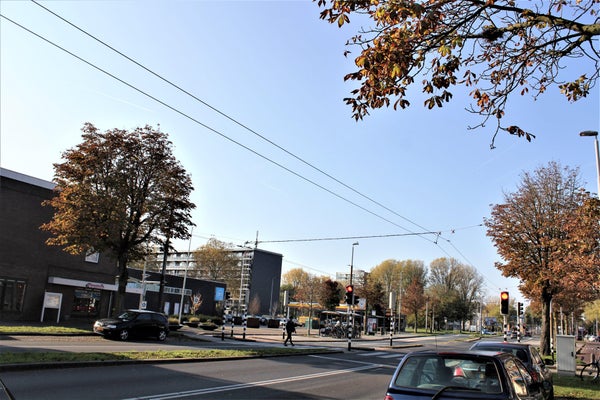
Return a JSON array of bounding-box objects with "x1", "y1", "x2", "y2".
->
[{"x1": 284, "y1": 319, "x2": 296, "y2": 346}]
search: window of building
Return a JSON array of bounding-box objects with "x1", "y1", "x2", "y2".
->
[
  {"x1": 0, "y1": 278, "x2": 26, "y2": 312},
  {"x1": 85, "y1": 250, "x2": 100, "y2": 263},
  {"x1": 72, "y1": 288, "x2": 101, "y2": 315}
]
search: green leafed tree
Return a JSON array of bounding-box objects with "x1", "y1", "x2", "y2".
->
[
  {"x1": 315, "y1": 0, "x2": 599, "y2": 146},
  {"x1": 192, "y1": 238, "x2": 241, "y2": 293},
  {"x1": 355, "y1": 272, "x2": 386, "y2": 315},
  {"x1": 370, "y1": 259, "x2": 402, "y2": 296},
  {"x1": 428, "y1": 257, "x2": 484, "y2": 329},
  {"x1": 583, "y1": 300, "x2": 600, "y2": 334},
  {"x1": 319, "y1": 278, "x2": 343, "y2": 310},
  {"x1": 485, "y1": 161, "x2": 600, "y2": 355},
  {"x1": 42, "y1": 123, "x2": 195, "y2": 315}
]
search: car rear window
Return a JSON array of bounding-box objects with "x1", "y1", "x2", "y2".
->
[
  {"x1": 475, "y1": 345, "x2": 530, "y2": 363},
  {"x1": 393, "y1": 355, "x2": 502, "y2": 393}
]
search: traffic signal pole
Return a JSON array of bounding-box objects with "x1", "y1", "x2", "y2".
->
[
  {"x1": 345, "y1": 285, "x2": 354, "y2": 351},
  {"x1": 389, "y1": 292, "x2": 395, "y2": 347},
  {"x1": 347, "y1": 304, "x2": 352, "y2": 351},
  {"x1": 500, "y1": 291, "x2": 509, "y2": 342},
  {"x1": 517, "y1": 302, "x2": 523, "y2": 343}
]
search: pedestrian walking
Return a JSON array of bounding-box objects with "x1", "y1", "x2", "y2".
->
[{"x1": 284, "y1": 318, "x2": 296, "y2": 346}]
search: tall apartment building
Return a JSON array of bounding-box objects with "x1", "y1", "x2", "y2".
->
[
  {"x1": 335, "y1": 269, "x2": 367, "y2": 285},
  {"x1": 151, "y1": 247, "x2": 282, "y2": 316}
]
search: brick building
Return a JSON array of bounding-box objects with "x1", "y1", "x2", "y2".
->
[{"x1": 0, "y1": 168, "x2": 225, "y2": 322}]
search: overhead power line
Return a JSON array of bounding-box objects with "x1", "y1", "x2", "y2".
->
[
  {"x1": 1, "y1": 8, "x2": 493, "y2": 286},
  {"x1": 247, "y1": 231, "x2": 442, "y2": 245},
  {"x1": 28, "y1": 0, "x2": 443, "y2": 242},
  {"x1": 0, "y1": 13, "x2": 419, "y2": 233}
]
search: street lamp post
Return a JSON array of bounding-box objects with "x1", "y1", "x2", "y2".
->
[
  {"x1": 178, "y1": 227, "x2": 193, "y2": 325},
  {"x1": 348, "y1": 242, "x2": 359, "y2": 351},
  {"x1": 579, "y1": 130, "x2": 600, "y2": 199},
  {"x1": 349, "y1": 242, "x2": 359, "y2": 286}
]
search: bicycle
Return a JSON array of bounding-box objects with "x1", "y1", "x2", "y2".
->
[{"x1": 580, "y1": 358, "x2": 600, "y2": 383}]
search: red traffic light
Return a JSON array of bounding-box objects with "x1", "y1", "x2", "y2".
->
[
  {"x1": 500, "y1": 291, "x2": 509, "y2": 315},
  {"x1": 345, "y1": 285, "x2": 354, "y2": 305}
]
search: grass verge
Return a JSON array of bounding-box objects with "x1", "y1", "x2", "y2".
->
[
  {"x1": 553, "y1": 373, "x2": 599, "y2": 400},
  {"x1": 0, "y1": 347, "x2": 330, "y2": 365},
  {"x1": 0, "y1": 326, "x2": 90, "y2": 335}
]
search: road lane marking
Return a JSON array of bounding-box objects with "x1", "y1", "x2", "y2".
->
[{"x1": 122, "y1": 364, "x2": 379, "y2": 399}]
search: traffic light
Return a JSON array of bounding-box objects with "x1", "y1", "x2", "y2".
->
[
  {"x1": 345, "y1": 285, "x2": 354, "y2": 305},
  {"x1": 500, "y1": 291, "x2": 509, "y2": 315},
  {"x1": 353, "y1": 295, "x2": 359, "y2": 305},
  {"x1": 225, "y1": 291, "x2": 231, "y2": 300},
  {"x1": 517, "y1": 302, "x2": 523, "y2": 317}
]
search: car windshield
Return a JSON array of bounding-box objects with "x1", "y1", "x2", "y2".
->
[
  {"x1": 393, "y1": 355, "x2": 502, "y2": 394},
  {"x1": 117, "y1": 311, "x2": 138, "y2": 320}
]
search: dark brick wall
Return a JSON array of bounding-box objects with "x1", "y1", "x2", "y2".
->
[
  {"x1": 249, "y1": 250, "x2": 282, "y2": 316},
  {"x1": 0, "y1": 173, "x2": 117, "y2": 321},
  {"x1": 1, "y1": 171, "x2": 227, "y2": 321}
]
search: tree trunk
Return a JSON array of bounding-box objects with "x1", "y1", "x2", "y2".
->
[
  {"x1": 114, "y1": 254, "x2": 129, "y2": 316},
  {"x1": 158, "y1": 239, "x2": 169, "y2": 312},
  {"x1": 414, "y1": 311, "x2": 418, "y2": 333},
  {"x1": 540, "y1": 289, "x2": 553, "y2": 356}
]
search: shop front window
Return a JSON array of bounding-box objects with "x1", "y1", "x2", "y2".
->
[
  {"x1": 72, "y1": 288, "x2": 101, "y2": 315},
  {"x1": 0, "y1": 278, "x2": 26, "y2": 312}
]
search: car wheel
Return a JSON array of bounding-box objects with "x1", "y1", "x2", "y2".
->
[
  {"x1": 119, "y1": 329, "x2": 129, "y2": 341},
  {"x1": 157, "y1": 329, "x2": 167, "y2": 341}
]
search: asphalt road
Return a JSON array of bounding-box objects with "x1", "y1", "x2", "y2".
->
[
  {"x1": 0, "y1": 330, "x2": 479, "y2": 355},
  {"x1": 0, "y1": 353, "x2": 396, "y2": 399},
  {"x1": 0, "y1": 328, "x2": 541, "y2": 399}
]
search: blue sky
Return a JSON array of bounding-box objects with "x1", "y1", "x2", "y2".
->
[{"x1": 1, "y1": 1, "x2": 598, "y2": 304}]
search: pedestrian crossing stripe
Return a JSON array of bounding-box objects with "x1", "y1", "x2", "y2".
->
[
  {"x1": 380, "y1": 353, "x2": 403, "y2": 358},
  {"x1": 357, "y1": 351, "x2": 402, "y2": 359},
  {"x1": 357, "y1": 351, "x2": 388, "y2": 357}
]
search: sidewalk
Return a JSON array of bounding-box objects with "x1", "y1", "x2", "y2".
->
[{"x1": 181, "y1": 325, "x2": 434, "y2": 353}]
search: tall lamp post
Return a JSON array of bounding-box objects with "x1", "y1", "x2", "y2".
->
[
  {"x1": 580, "y1": 130, "x2": 600, "y2": 199},
  {"x1": 347, "y1": 242, "x2": 359, "y2": 351},
  {"x1": 349, "y1": 241, "x2": 359, "y2": 285}
]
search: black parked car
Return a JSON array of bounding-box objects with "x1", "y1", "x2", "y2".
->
[
  {"x1": 93, "y1": 309, "x2": 169, "y2": 341},
  {"x1": 384, "y1": 350, "x2": 545, "y2": 400},
  {"x1": 470, "y1": 341, "x2": 554, "y2": 399}
]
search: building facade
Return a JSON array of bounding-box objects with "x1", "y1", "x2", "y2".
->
[
  {"x1": 0, "y1": 168, "x2": 225, "y2": 322},
  {"x1": 335, "y1": 269, "x2": 367, "y2": 285},
  {"x1": 152, "y1": 247, "x2": 282, "y2": 317}
]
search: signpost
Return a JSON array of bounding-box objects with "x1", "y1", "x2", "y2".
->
[{"x1": 40, "y1": 292, "x2": 62, "y2": 323}]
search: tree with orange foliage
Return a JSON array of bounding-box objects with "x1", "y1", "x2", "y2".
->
[
  {"x1": 315, "y1": 0, "x2": 599, "y2": 147},
  {"x1": 42, "y1": 123, "x2": 195, "y2": 315},
  {"x1": 403, "y1": 276, "x2": 427, "y2": 333},
  {"x1": 485, "y1": 161, "x2": 600, "y2": 355}
]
